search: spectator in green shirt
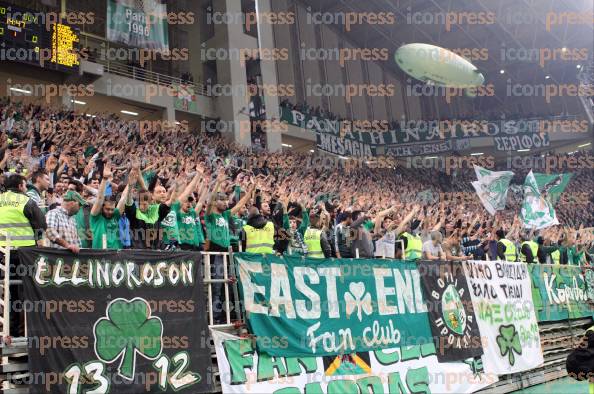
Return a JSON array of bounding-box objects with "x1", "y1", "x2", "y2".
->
[
  {"x1": 176, "y1": 177, "x2": 209, "y2": 251},
  {"x1": 205, "y1": 168, "x2": 254, "y2": 324},
  {"x1": 90, "y1": 164, "x2": 127, "y2": 249},
  {"x1": 161, "y1": 167, "x2": 204, "y2": 249}
]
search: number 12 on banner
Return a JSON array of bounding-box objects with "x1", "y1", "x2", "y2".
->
[{"x1": 64, "y1": 352, "x2": 201, "y2": 393}]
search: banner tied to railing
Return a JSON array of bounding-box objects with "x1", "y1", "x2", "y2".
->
[
  {"x1": 20, "y1": 248, "x2": 212, "y2": 394},
  {"x1": 231, "y1": 254, "x2": 594, "y2": 393}
]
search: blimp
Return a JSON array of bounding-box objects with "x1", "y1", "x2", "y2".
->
[{"x1": 395, "y1": 43, "x2": 485, "y2": 96}]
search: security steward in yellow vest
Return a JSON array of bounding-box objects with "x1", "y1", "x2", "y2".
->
[
  {"x1": 398, "y1": 220, "x2": 423, "y2": 260},
  {"x1": 304, "y1": 212, "x2": 331, "y2": 259},
  {"x1": 242, "y1": 208, "x2": 275, "y2": 254},
  {"x1": 495, "y1": 230, "x2": 517, "y2": 262},
  {"x1": 519, "y1": 235, "x2": 539, "y2": 263},
  {"x1": 0, "y1": 174, "x2": 46, "y2": 336}
]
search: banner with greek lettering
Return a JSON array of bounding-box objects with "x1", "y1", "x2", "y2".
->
[
  {"x1": 211, "y1": 329, "x2": 496, "y2": 394},
  {"x1": 235, "y1": 253, "x2": 432, "y2": 357},
  {"x1": 418, "y1": 261, "x2": 484, "y2": 362},
  {"x1": 462, "y1": 261, "x2": 543, "y2": 374},
  {"x1": 528, "y1": 264, "x2": 594, "y2": 322},
  {"x1": 20, "y1": 248, "x2": 212, "y2": 393}
]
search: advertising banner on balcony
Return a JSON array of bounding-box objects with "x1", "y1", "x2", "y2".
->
[
  {"x1": 462, "y1": 261, "x2": 543, "y2": 374},
  {"x1": 211, "y1": 329, "x2": 496, "y2": 394},
  {"x1": 20, "y1": 248, "x2": 212, "y2": 394},
  {"x1": 235, "y1": 253, "x2": 432, "y2": 357},
  {"x1": 528, "y1": 263, "x2": 594, "y2": 322},
  {"x1": 107, "y1": 0, "x2": 169, "y2": 50}
]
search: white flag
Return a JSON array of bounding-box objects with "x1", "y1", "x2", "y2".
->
[
  {"x1": 520, "y1": 171, "x2": 559, "y2": 229},
  {"x1": 472, "y1": 166, "x2": 514, "y2": 215}
]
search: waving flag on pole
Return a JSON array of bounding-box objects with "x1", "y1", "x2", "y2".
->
[
  {"x1": 520, "y1": 171, "x2": 559, "y2": 229},
  {"x1": 471, "y1": 166, "x2": 514, "y2": 215},
  {"x1": 533, "y1": 173, "x2": 573, "y2": 206}
]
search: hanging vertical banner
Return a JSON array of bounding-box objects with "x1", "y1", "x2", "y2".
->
[
  {"x1": 462, "y1": 260, "x2": 543, "y2": 374},
  {"x1": 211, "y1": 329, "x2": 497, "y2": 394},
  {"x1": 418, "y1": 261, "x2": 484, "y2": 362},
  {"x1": 107, "y1": 0, "x2": 170, "y2": 50}
]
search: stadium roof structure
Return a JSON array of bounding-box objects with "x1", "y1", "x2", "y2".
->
[{"x1": 299, "y1": 0, "x2": 594, "y2": 98}]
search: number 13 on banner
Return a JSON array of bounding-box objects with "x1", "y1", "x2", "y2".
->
[{"x1": 64, "y1": 352, "x2": 201, "y2": 393}]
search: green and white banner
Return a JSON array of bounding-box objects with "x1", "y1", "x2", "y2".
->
[
  {"x1": 211, "y1": 329, "x2": 496, "y2": 394},
  {"x1": 520, "y1": 171, "x2": 559, "y2": 229},
  {"x1": 471, "y1": 166, "x2": 514, "y2": 216},
  {"x1": 532, "y1": 172, "x2": 573, "y2": 206},
  {"x1": 462, "y1": 261, "x2": 543, "y2": 374},
  {"x1": 107, "y1": 0, "x2": 169, "y2": 50},
  {"x1": 529, "y1": 264, "x2": 594, "y2": 322},
  {"x1": 235, "y1": 254, "x2": 432, "y2": 357}
]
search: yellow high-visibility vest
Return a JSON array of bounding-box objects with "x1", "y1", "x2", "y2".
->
[
  {"x1": 243, "y1": 222, "x2": 274, "y2": 254},
  {"x1": 520, "y1": 241, "x2": 539, "y2": 263},
  {"x1": 402, "y1": 232, "x2": 422, "y2": 260},
  {"x1": 304, "y1": 228, "x2": 323, "y2": 258},
  {"x1": 500, "y1": 239, "x2": 517, "y2": 262},
  {"x1": 0, "y1": 191, "x2": 35, "y2": 248}
]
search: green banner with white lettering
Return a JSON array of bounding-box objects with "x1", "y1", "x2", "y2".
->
[
  {"x1": 528, "y1": 264, "x2": 594, "y2": 322},
  {"x1": 235, "y1": 253, "x2": 433, "y2": 357}
]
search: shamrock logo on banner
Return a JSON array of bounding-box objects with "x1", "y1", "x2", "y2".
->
[
  {"x1": 94, "y1": 298, "x2": 164, "y2": 380},
  {"x1": 496, "y1": 324, "x2": 522, "y2": 366},
  {"x1": 344, "y1": 282, "x2": 373, "y2": 321}
]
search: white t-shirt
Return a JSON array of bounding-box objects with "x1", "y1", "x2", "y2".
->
[{"x1": 422, "y1": 240, "x2": 444, "y2": 258}]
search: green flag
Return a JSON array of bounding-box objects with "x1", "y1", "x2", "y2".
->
[
  {"x1": 520, "y1": 171, "x2": 559, "y2": 230},
  {"x1": 532, "y1": 173, "x2": 573, "y2": 206}
]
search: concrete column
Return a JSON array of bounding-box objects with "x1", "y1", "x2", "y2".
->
[
  {"x1": 256, "y1": 0, "x2": 282, "y2": 152},
  {"x1": 163, "y1": 104, "x2": 176, "y2": 122},
  {"x1": 207, "y1": 0, "x2": 256, "y2": 148}
]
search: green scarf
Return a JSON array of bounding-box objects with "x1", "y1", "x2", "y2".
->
[{"x1": 134, "y1": 204, "x2": 161, "y2": 224}]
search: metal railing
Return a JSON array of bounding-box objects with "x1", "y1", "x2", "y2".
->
[{"x1": 90, "y1": 57, "x2": 211, "y2": 97}]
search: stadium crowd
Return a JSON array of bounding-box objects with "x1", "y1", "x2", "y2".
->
[{"x1": 0, "y1": 98, "x2": 593, "y2": 270}]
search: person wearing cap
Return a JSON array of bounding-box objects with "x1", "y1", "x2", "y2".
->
[
  {"x1": 45, "y1": 189, "x2": 86, "y2": 253},
  {"x1": 242, "y1": 207, "x2": 276, "y2": 254}
]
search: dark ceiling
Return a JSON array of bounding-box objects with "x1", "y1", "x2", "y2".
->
[{"x1": 297, "y1": 0, "x2": 594, "y2": 85}]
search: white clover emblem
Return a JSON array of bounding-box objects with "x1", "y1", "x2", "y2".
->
[{"x1": 344, "y1": 282, "x2": 373, "y2": 321}]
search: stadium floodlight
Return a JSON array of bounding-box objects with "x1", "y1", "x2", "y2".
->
[
  {"x1": 517, "y1": 149, "x2": 530, "y2": 152},
  {"x1": 499, "y1": 69, "x2": 505, "y2": 74},
  {"x1": 72, "y1": 100, "x2": 86, "y2": 105},
  {"x1": 545, "y1": 75, "x2": 550, "y2": 79},
  {"x1": 578, "y1": 143, "x2": 591, "y2": 148},
  {"x1": 120, "y1": 110, "x2": 139, "y2": 116},
  {"x1": 282, "y1": 143, "x2": 293, "y2": 148},
  {"x1": 577, "y1": 64, "x2": 582, "y2": 69},
  {"x1": 9, "y1": 87, "x2": 32, "y2": 94},
  {"x1": 470, "y1": 152, "x2": 484, "y2": 156}
]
